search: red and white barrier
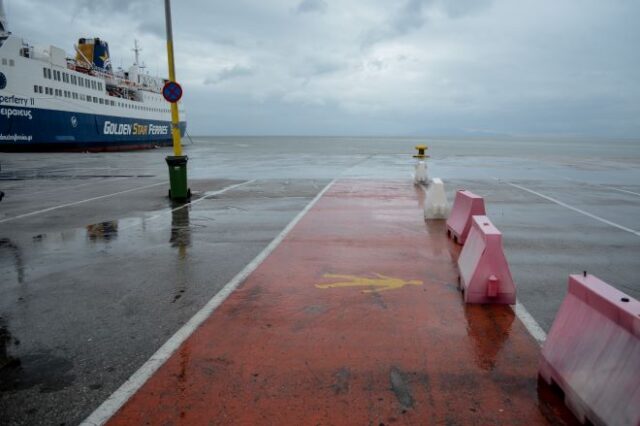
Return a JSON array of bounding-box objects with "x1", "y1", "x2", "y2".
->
[
  {"x1": 457, "y1": 216, "x2": 516, "y2": 304},
  {"x1": 446, "y1": 190, "x2": 486, "y2": 244},
  {"x1": 539, "y1": 274, "x2": 640, "y2": 426}
]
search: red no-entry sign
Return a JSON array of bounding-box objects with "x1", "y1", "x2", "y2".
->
[{"x1": 162, "y1": 81, "x2": 183, "y2": 103}]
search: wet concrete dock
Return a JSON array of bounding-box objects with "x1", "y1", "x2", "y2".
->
[
  {"x1": 101, "y1": 179, "x2": 576, "y2": 425},
  {"x1": 1, "y1": 137, "x2": 639, "y2": 425}
]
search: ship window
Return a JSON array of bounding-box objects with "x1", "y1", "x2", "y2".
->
[
  {"x1": 43, "y1": 68, "x2": 47, "y2": 78},
  {"x1": 99, "y1": 98, "x2": 104, "y2": 104},
  {"x1": 93, "y1": 97, "x2": 98, "y2": 103},
  {"x1": 63, "y1": 73, "x2": 68, "y2": 83},
  {"x1": 86, "y1": 96, "x2": 91, "y2": 102},
  {"x1": 1, "y1": 58, "x2": 6, "y2": 65},
  {"x1": 9, "y1": 59, "x2": 14, "y2": 66},
  {"x1": 34, "y1": 85, "x2": 38, "y2": 93},
  {"x1": 54, "y1": 71, "x2": 59, "y2": 81}
]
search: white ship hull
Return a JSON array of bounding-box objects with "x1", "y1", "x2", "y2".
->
[{"x1": 0, "y1": 34, "x2": 186, "y2": 151}]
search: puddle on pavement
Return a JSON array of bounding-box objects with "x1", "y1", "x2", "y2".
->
[
  {"x1": 0, "y1": 238, "x2": 25, "y2": 284},
  {"x1": 0, "y1": 319, "x2": 75, "y2": 393}
]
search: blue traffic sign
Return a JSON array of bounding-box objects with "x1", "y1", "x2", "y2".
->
[{"x1": 162, "y1": 81, "x2": 183, "y2": 103}]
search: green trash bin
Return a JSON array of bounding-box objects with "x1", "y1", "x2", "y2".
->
[{"x1": 166, "y1": 155, "x2": 191, "y2": 200}]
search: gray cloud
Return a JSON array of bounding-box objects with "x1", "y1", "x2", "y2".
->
[
  {"x1": 362, "y1": 0, "x2": 493, "y2": 47},
  {"x1": 290, "y1": 58, "x2": 344, "y2": 80},
  {"x1": 204, "y1": 65, "x2": 254, "y2": 85},
  {"x1": 440, "y1": 0, "x2": 493, "y2": 19},
  {"x1": 360, "y1": 0, "x2": 436, "y2": 48},
  {"x1": 295, "y1": 0, "x2": 328, "y2": 14},
  {"x1": 74, "y1": 0, "x2": 164, "y2": 37},
  {"x1": 6, "y1": 0, "x2": 640, "y2": 137}
]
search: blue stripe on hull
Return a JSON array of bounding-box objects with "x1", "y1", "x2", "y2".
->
[{"x1": 0, "y1": 106, "x2": 186, "y2": 152}]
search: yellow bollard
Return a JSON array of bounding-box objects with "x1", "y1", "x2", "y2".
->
[{"x1": 414, "y1": 144, "x2": 430, "y2": 159}]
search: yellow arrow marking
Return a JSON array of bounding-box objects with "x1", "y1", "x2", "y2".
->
[{"x1": 315, "y1": 273, "x2": 423, "y2": 293}]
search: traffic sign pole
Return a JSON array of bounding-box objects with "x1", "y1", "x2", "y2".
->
[
  {"x1": 164, "y1": 0, "x2": 182, "y2": 157},
  {"x1": 163, "y1": 0, "x2": 190, "y2": 201}
]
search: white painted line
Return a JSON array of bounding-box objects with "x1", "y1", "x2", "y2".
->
[
  {"x1": 513, "y1": 301, "x2": 547, "y2": 346},
  {"x1": 0, "y1": 181, "x2": 167, "y2": 225},
  {"x1": 80, "y1": 179, "x2": 337, "y2": 426},
  {"x1": 118, "y1": 180, "x2": 257, "y2": 232},
  {"x1": 506, "y1": 182, "x2": 640, "y2": 237},
  {"x1": 21, "y1": 176, "x2": 132, "y2": 197},
  {"x1": 605, "y1": 186, "x2": 640, "y2": 198},
  {"x1": 546, "y1": 173, "x2": 640, "y2": 199}
]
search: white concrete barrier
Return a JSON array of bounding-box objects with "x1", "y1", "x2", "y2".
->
[
  {"x1": 414, "y1": 160, "x2": 428, "y2": 185},
  {"x1": 424, "y1": 178, "x2": 450, "y2": 219}
]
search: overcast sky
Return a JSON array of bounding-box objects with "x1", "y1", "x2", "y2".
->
[{"x1": 5, "y1": 0, "x2": 640, "y2": 137}]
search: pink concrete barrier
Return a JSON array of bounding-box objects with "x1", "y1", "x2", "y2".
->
[
  {"x1": 457, "y1": 215, "x2": 516, "y2": 304},
  {"x1": 539, "y1": 274, "x2": 640, "y2": 426},
  {"x1": 446, "y1": 190, "x2": 486, "y2": 244}
]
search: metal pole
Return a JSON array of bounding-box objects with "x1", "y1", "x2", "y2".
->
[
  {"x1": 164, "y1": 0, "x2": 182, "y2": 157},
  {"x1": 163, "y1": 0, "x2": 189, "y2": 201}
]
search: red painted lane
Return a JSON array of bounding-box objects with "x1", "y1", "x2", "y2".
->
[{"x1": 107, "y1": 180, "x2": 576, "y2": 425}]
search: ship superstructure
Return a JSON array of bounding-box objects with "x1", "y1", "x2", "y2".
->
[{"x1": 0, "y1": 0, "x2": 186, "y2": 151}]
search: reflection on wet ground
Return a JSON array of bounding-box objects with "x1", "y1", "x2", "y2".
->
[
  {"x1": 464, "y1": 304, "x2": 515, "y2": 371},
  {"x1": 0, "y1": 349, "x2": 75, "y2": 394},
  {"x1": 87, "y1": 221, "x2": 119, "y2": 241},
  {"x1": 0, "y1": 238, "x2": 24, "y2": 284},
  {"x1": 170, "y1": 203, "x2": 191, "y2": 250},
  {"x1": 0, "y1": 318, "x2": 19, "y2": 371}
]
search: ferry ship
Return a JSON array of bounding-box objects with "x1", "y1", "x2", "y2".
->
[{"x1": 0, "y1": 0, "x2": 186, "y2": 152}]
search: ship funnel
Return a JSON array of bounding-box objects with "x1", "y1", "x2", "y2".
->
[
  {"x1": 0, "y1": 0, "x2": 9, "y2": 36},
  {"x1": 75, "y1": 37, "x2": 113, "y2": 71}
]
